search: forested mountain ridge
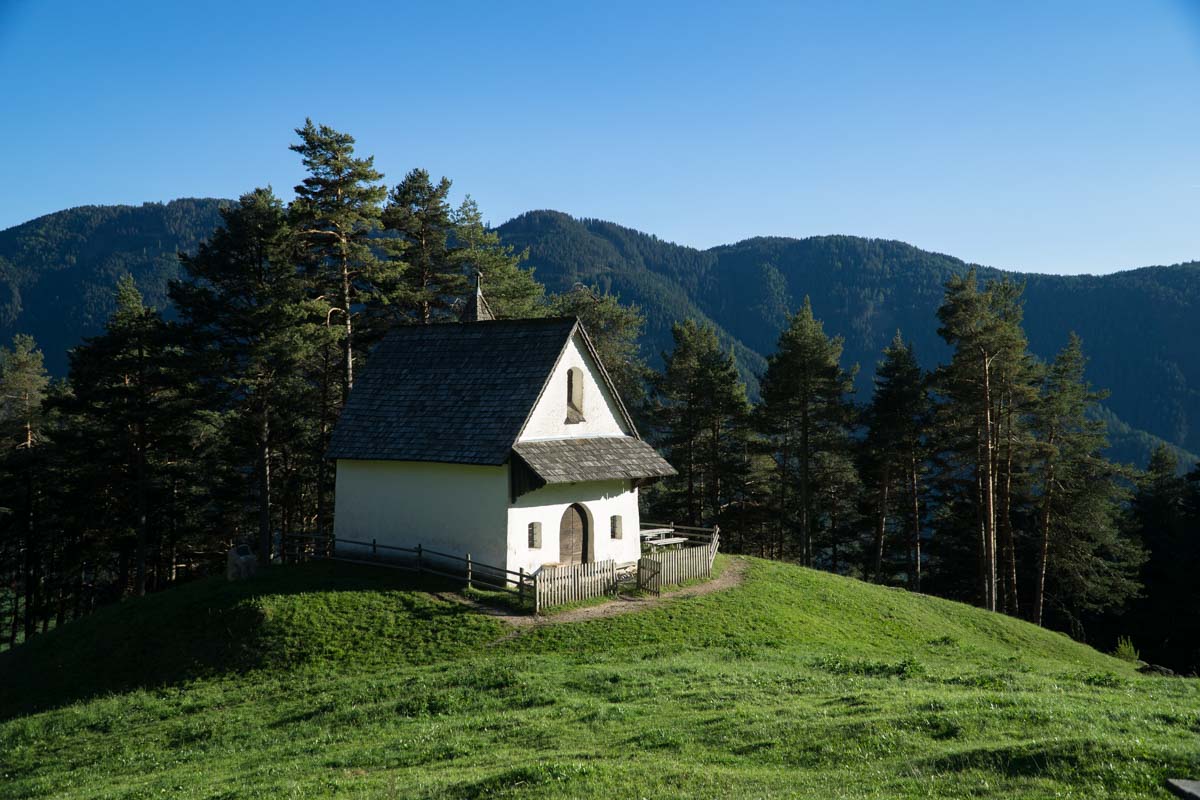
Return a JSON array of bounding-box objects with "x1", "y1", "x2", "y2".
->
[
  {"x1": 497, "y1": 211, "x2": 1200, "y2": 466},
  {"x1": 0, "y1": 201, "x2": 1195, "y2": 467},
  {"x1": 0, "y1": 199, "x2": 227, "y2": 374}
]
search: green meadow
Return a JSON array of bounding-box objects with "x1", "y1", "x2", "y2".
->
[{"x1": 1, "y1": 556, "x2": 1196, "y2": 799}]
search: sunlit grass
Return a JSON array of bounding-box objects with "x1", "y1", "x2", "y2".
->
[{"x1": 1, "y1": 557, "x2": 1196, "y2": 798}]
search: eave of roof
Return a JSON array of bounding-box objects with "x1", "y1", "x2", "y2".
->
[{"x1": 512, "y1": 436, "x2": 677, "y2": 484}]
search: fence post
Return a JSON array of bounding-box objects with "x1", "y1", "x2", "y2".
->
[
  {"x1": 372, "y1": 538, "x2": 377, "y2": 560},
  {"x1": 466, "y1": 553, "x2": 472, "y2": 589},
  {"x1": 416, "y1": 543, "x2": 423, "y2": 574},
  {"x1": 519, "y1": 567, "x2": 525, "y2": 601}
]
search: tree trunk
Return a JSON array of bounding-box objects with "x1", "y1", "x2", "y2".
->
[
  {"x1": 872, "y1": 470, "x2": 889, "y2": 582},
  {"x1": 1034, "y1": 441, "x2": 1056, "y2": 626},
  {"x1": 258, "y1": 405, "x2": 272, "y2": 567},
  {"x1": 1000, "y1": 400, "x2": 1019, "y2": 616},
  {"x1": 800, "y1": 402, "x2": 811, "y2": 567},
  {"x1": 341, "y1": 254, "x2": 354, "y2": 395},
  {"x1": 830, "y1": 499, "x2": 840, "y2": 574},
  {"x1": 134, "y1": 422, "x2": 148, "y2": 597},
  {"x1": 23, "y1": 466, "x2": 37, "y2": 641},
  {"x1": 8, "y1": 567, "x2": 20, "y2": 646},
  {"x1": 777, "y1": 429, "x2": 790, "y2": 561},
  {"x1": 909, "y1": 449, "x2": 921, "y2": 592},
  {"x1": 980, "y1": 351, "x2": 997, "y2": 611},
  {"x1": 315, "y1": 341, "x2": 335, "y2": 538}
]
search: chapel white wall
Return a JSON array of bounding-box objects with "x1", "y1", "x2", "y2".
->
[
  {"x1": 506, "y1": 479, "x2": 641, "y2": 575},
  {"x1": 519, "y1": 331, "x2": 631, "y2": 441},
  {"x1": 333, "y1": 459, "x2": 510, "y2": 568}
]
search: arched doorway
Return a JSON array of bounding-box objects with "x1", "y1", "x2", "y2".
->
[{"x1": 558, "y1": 504, "x2": 589, "y2": 564}]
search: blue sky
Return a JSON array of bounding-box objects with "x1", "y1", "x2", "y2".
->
[{"x1": 1, "y1": 0, "x2": 1198, "y2": 274}]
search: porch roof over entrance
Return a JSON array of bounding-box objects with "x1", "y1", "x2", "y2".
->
[{"x1": 512, "y1": 436, "x2": 676, "y2": 485}]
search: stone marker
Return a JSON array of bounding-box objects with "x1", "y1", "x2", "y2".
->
[{"x1": 226, "y1": 544, "x2": 258, "y2": 581}]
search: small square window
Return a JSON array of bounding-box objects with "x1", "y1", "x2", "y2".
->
[
  {"x1": 528, "y1": 521, "x2": 542, "y2": 549},
  {"x1": 610, "y1": 515, "x2": 622, "y2": 540}
]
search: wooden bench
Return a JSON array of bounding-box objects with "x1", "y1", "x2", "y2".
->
[
  {"x1": 644, "y1": 536, "x2": 690, "y2": 547},
  {"x1": 640, "y1": 527, "x2": 675, "y2": 539}
]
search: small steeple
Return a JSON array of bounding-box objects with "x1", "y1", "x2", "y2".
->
[{"x1": 459, "y1": 270, "x2": 496, "y2": 322}]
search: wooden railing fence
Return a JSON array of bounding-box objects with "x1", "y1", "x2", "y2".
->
[{"x1": 282, "y1": 534, "x2": 534, "y2": 601}]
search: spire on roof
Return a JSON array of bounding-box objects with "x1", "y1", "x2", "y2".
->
[{"x1": 459, "y1": 270, "x2": 496, "y2": 322}]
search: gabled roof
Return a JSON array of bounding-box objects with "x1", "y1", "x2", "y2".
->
[{"x1": 328, "y1": 317, "x2": 640, "y2": 466}]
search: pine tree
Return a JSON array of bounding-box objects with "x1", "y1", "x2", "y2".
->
[
  {"x1": 289, "y1": 119, "x2": 387, "y2": 396},
  {"x1": 1030, "y1": 333, "x2": 1140, "y2": 628},
  {"x1": 988, "y1": 282, "x2": 1041, "y2": 615},
  {"x1": 380, "y1": 169, "x2": 465, "y2": 324},
  {"x1": 56, "y1": 278, "x2": 185, "y2": 596},
  {"x1": 0, "y1": 335, "x2": 49, "y2": 643},
  {"x1": 651, "y1": 320, "x2": 752, "y2": 528},
  {"x1": 860, "y1": 332, "x2": 930, "y2": 587},
  {"x1": 452, "y1": 196, "x2": 545, "y2": 319},
  {"x1": 1126, "y1": 446, "x2": 1199, "y2": 670},
  {"x1": 935, "y1": 270, "x2": 1027, "y2": 611},
  {"x1": 757, "y1": 297, "x2": 858, "y2": 566},
  {"x1": 173, "y1": 188, "x2": 320, "y2": 565}
]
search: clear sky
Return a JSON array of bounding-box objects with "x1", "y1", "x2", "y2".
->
[{"x1": 1, "y1": 1, "x2": 1198, "y2": 274}]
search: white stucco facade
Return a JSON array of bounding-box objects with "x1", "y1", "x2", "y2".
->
[
  {"x1": 505, "y1": 330, "x2": 643, "y2": 573},
  {"x1": 505, "y1": 479, "x2": 642, "y2": 576},
  {"x1": 333, "y1": 459, "x2": 511, "y2": 568},
  {"x1": 519, "y1": 332, "x2": 631, "y2": 441}
]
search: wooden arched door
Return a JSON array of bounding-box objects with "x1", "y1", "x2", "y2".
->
[{"x1": 559, "y1": 504, "x2": 589, "y2": 565}]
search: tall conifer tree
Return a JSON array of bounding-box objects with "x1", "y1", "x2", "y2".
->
[
  {"x1": 0, "y1": 335, "x2": 49, "y2": 642},
  {"x1": 860, "y1": 332, "x2": 930, "y2": 586},
  {"x1": 652, "y1": 320, "x2": 752, "y2": 528},
  {"x1": 1031, "y1": 334, "x2": 1139, "y2": 627},
  {"x1": 935, "y1": 271, "x2": 1026, "y2": 611},
  {"x1": 380, "y1": 169, "x2": 464, "y2": 324},
  {"x1": 452, "y1": 196, "x2": 545, "y2": 319},
  {"x1": 173, "y1": 189, "x2": 319, "y2": 565},
  {"x1": 289, "y1": 119, "x2": 386, "y2": 395},
  {"x1": 757, "y1": 298, "x2": 857, "y2": 566}
]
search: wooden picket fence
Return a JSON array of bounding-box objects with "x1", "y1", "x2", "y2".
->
[
  {"x1": 533, "y1": 560, "x2": 617, "y2": 614},
  {"x1": 636, "y1": 524, "x2": 720, "y2": 596}
]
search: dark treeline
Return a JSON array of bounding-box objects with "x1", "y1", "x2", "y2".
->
[
  {"x1": 0, "y1": 121, "x2": 628, "y2": 649},
  {"x1": 645, "y1": 276, "x2": 1200, "y2": 673}
]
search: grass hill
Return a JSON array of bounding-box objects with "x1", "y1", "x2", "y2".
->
[
  {"x1": 1, "y1": 557, "x2": 1196, "y2": 798},
  {"x1": 1, "y1": 200, "x2": 1196, "y2": 468}
]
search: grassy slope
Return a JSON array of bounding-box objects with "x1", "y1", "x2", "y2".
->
[{"x1": 1, "y1": 557, "x2": 1197, "y2": 799}]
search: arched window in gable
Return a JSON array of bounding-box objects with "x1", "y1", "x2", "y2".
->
[{"x1": 566, "y1": 367, "x2": 585, "y2": 424}]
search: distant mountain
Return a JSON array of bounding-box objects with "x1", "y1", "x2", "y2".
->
[
  {"x1": 0, "y1": 198, "x2": 227, "y2": 374},
  {"x1": 0, "y1": 201, "x2": 1195, "y2": 469},
  {"x1": 496, "y1": 211, "x2": 1200, "y2": 468}
]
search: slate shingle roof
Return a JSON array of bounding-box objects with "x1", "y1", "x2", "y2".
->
[
  {"x1": 512, "y1": 437, "x2": 677, "y2": 483},
  {"x1": 328, "y1": 318, "x2": 580, "y2": 465}
]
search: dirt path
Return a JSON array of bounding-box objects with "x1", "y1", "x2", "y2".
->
[{"x1": 450, "y1": 556, "x2": 749, "y2": 635}]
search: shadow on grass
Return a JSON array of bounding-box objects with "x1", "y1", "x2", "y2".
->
[
  {"x1": 0, "y1": 561, "x2": 493, "y2": 720},
  {"x1": 920, "y1": 738, "x2": 1189, "y2": 781}
]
